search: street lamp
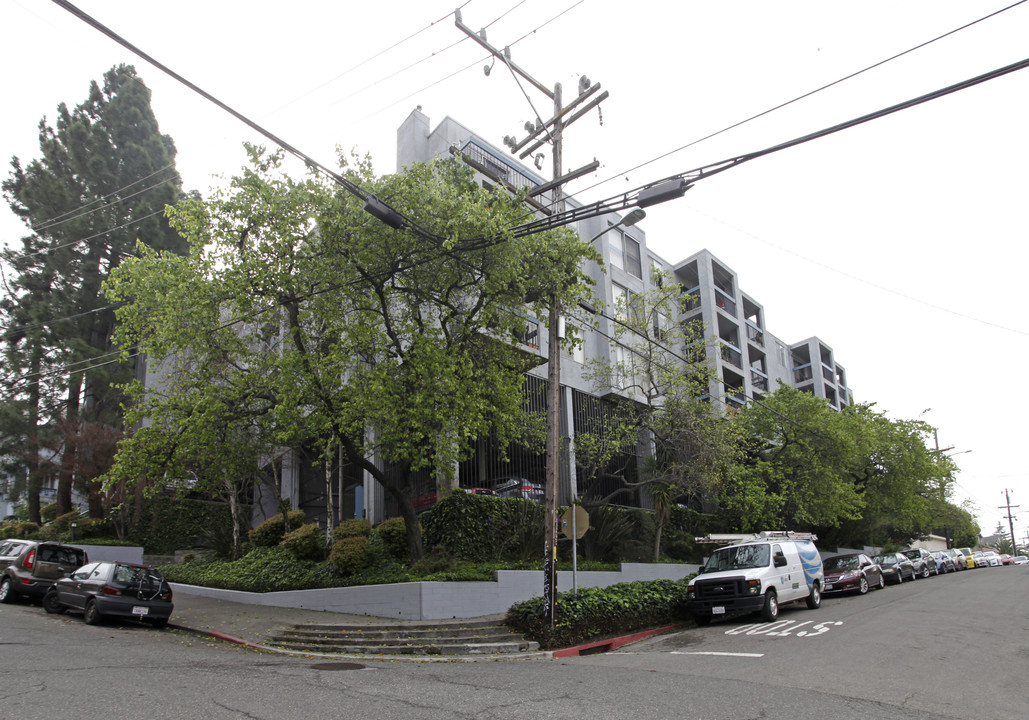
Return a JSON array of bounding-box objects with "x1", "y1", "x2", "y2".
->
[{"x1": 587, "y1": 209, "x2": 646, "y2": 244}]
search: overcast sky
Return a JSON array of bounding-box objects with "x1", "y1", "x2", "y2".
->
[{"x1": 2, "y1": 0, "x2": 1027, "y2": 542}]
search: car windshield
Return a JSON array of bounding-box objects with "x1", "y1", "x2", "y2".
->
[
  {"x1": 874, "y1": 555, "x2": 896, "y2": 567},
  {"x1": 705, "y1": 543, "x2": 770, "y2": 571},
  {"x1": 824, "y1": 555, "x2": 859, "y2": 571},
  {"x1": 902, "y1": 550, "x2": 920, "y2": 560}
]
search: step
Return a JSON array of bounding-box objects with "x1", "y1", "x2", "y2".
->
[
  {"x1": 266, "y1": 639, "x2": 539, "y2": 656},
  {"x1": 272, "y1": 626, "x2": 523, "y2": 642}
]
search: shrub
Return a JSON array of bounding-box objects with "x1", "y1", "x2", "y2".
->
[
  {"x1": 421, "y1": 490, "x2": 545, "y2": 562},
  {"x1": 281, "y1": 523, "x2": 325, "y2": 561},
  {"x1": 160, "y1": 545, "x2": 337, "y2": 592},
  {"x1": 374, "y1": 517, "x2": 409, "y2": 561},
  {"x1": 329, "y1": 534, "x2": 374, "y2": 576},
  {"x1": 506, "y1": 578, "x2": 692, "y2": 649},
  {"x1": 41, "y1": 502, "x2": 59, "y2": 523},
  {"x1": 39, "y1": 510, "x2": 82, "y2": 541},
  {"x1": 248, "y1": 510, "x2": 307, "y2": 547},
  {"x1": 334, "y1": 518, "x2": 371, "y2": 540}
]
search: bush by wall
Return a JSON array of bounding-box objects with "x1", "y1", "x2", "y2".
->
[
  {"x1": 506, "y1": 578, "x2": 693, "y2": 649},
  {"x1": 281, "y1": 523, "x2": 326, "y2": 561},
  {"x1": 375, "y1": 516, "x2": 409, "y2": 561},
  {"x1": 333, "y1": 518, "x2": 371, "y2": 540},
  {"x1": 247, "y1": 510, "x2": 306, "y2": 548},
  {"x1": 421, "y1": 490, "x2": 545, "y2": 562},
  {"x1": 128, "y1": 497, "x2": 252, "y2": 555},
  {"x1": 161, "y1": 545, "x2": 338, "y2": 592},
  {"x1": 329, "y1": 534, "x2": 374, "y2": 576},
  {"x1": 0, "y1": 521, "x2": 40, "y2": 539}
]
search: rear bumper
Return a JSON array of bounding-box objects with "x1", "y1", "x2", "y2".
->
[{"x1": 93, "y1": 595, "x2": 174, "y2": 621}]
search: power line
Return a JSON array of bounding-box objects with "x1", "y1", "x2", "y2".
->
[{"x1": 569, "y1": 0, "x2": 1029, "y2": 202}]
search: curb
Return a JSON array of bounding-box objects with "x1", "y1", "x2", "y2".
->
[{"x1": 552, "y1": 623, "x2": 687, "y2": 657}]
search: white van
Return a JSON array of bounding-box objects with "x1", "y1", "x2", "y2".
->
[{"x1": 686, "y1": 531, "x2": 824, "y2": 625}]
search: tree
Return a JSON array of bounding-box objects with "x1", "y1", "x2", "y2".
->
[
  {"x1": 1, "y1": 65, "x2": 187, "y2": 522},
  {"x1": 574, "y1": 267, "x2": 740, "y2": 558},
  {"x1": 722, "y1": 387, "x2": 865, "y2": 532},
  {"x1": 105, "y1": 147, "x2": 597, "y2": 560}
]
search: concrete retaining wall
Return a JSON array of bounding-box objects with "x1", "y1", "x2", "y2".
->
[
  {"x1": 69, "y1": 544, "x2": 144, "y2": 564},
  {"x1": 170, "y1": 562, "x2": 700, "y2": 620}
]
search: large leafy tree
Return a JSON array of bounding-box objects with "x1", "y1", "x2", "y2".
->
[
  {"x1": 575, "y1": 268, "x2": 740, "y2": 558},
  {"x1": 105, "y1": 147, "x2": 597, "y2": 560},
  {"x1": 1, "y1": 65, "x2": 187, "y2": 522}
]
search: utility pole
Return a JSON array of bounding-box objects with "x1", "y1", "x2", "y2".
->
[
  {"x1": 998, "y1": 488, "x2": 1019, "y2": 555},
  {"x1": 455, "y1": 10, "x2": 608, "y2": 628}
]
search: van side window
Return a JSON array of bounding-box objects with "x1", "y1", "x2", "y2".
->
[{"x1": 772, "y1": 545, "x2": 787, "y2": 567}]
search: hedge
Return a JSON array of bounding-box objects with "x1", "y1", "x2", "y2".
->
[
  {"x1": 421, "y1": 490, "x2": 544, "y2": 562},
  {"x1": 505, "y1": 578, "x2": 694, "y2": 649}
]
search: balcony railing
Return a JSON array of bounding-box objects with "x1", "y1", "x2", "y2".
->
[
  {"x1": 822, "y1": 365, "x2": 834, "y2": 382},
  {"x1": 714, "y1": 287, "x2": 737, "y2": 316},
  {"x1": 751, "y1": 369, "x2": 769, "y2": 391},
  {"x1": 720, "y1": 343, "x2": 743, "y2": 369},
  {"x1": 793, "y1": 364, "x2": 813, "y2": 384},
  {"x1": 745, "y1": 322, "x2": 764, "y2": 346},
  {"x1": 681, "y1": 286, "x2": 701, "y2": 313}
]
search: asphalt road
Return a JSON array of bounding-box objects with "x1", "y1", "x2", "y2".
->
[{"x1": 0, "y1": 565, "x2": 1024, "y2": 720}]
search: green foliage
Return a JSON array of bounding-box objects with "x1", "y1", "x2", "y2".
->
[
  {"x1": 578, "y1": 505, "x2": 651, "y2": 562},
  {"x1": 281, "y1": 523, "x2": 326, "y2": 561},
  {"x1": 421, "y1": 490, "x2": 545, "y2": 562},
  {"x1": 40, "y1": 502, "x2": 59, "y2": 523},
  {"x1": 334, "y1": 518, "x2": 371, "y2": 540},
  {"x1": 248, "y1": 510, "x2": 308, "y2": 548},
  {"x1": 374, "y1": 517, "x2": 410, "y2": 561},
  {"x1": 0, "y1": 521, "x2": 39, "y2": 539},
  {"x1": 125, "y1": 497, "x2": 249, "y2": 555},
  {"x1": 506, "y1": 579, "x2": 691, "y2": 649},
  {"x1": 328, "y1": 535, "x2": 374, "y2": 576},
  {"x1": 161, "y1": 546, "x2": 338, "y2": 592}
]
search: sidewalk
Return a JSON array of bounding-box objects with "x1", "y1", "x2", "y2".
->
[
  {"x1": 167, "y1": 589, "x2": 684, "y2": 661},
  {"x1": 167, "y1": 589, "x2": 546, "y2": 661}
]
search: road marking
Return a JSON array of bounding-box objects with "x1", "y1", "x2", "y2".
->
[
  {"x1": 672, "y1": 651, "x2": 765, "y2": 658},
  {"x1": 723, "y1": 619, "x2": 843, "y2": 637}
]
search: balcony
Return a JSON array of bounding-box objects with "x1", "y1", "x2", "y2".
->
[
  {"x1": 751, "y1": 369, "x2": 769, "y2": 392},
  {"x1": 714, "y1": 287, "x2": 737, "y2": 317},
  {"x1": 793, "y1": 364, "x2": 813, "y2": 384},
  {"x1": 822, "y1": 365, "x2": 834, "y2": 382},
  {"x1": 720, "y1": 342, "x2": 743, "y2": 369},
  {"x1": 745, "y1": 322, "x2": 764, "y2": 346}
]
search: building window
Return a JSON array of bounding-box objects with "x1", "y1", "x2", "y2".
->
[
  {"x1": 514, "y1": 320, "x2": 539, "y2": 349},
  {"x1": 608, "y1": 229, "x2": 643, "y2": 279},
  {"x1": 612, "y1": 283, "x2": 643, "y2": 324}
]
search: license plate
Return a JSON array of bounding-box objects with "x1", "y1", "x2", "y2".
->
[
  {"x1": 712, "y1": 606, "x2": 725, "y2": 615},
  {"x1": 825, "y1": 584, "x2": 834, "y2": 590},
  {"x1": 132, "y1": 606, "x2": 150, "y2": 616}
]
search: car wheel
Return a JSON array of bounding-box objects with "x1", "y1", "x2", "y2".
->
[
  {"x1": 858, "y1": 577, "x2": 869, "y2": 595},
  {"x1": 43, "y1": 589, "x2": 65, "y2": 615},
  {"x1": 921, "y1": 564, "x2": 931, "y2": 579},
  {"x1": 877, "y1": 574, "x2": 886, "y2": 590},
  {"x1": 83, "y1": 599, "x2": 102, "y2": 626},
  {"x1": 896, "y1": 570, "x2": 903, "y2": 584},
  {"x1": 761, "y1": 591, "x2": 779, "y2": 622},
  {"x1": 0, "y1": 576, "x2": 14, "y2": 604},
  {"x1": 805, "y1": 583, "x2": 821, "y2": 609}
]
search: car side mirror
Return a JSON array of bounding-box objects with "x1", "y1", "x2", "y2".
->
[
  {"x1": 774, "y1": 556, "x2": 787, "y2": 568},
  {"x1": 696, "y1": 566, "x2": 704, "y2": 575}
]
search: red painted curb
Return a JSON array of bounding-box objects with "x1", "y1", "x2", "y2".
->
[{"x1": 552, "y1": 623, "x2": 686, "y2": 657}]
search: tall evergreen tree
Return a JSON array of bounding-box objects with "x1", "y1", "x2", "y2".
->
[{"x1": 1, "y1": 64, "x2": 187, "y2": 522}]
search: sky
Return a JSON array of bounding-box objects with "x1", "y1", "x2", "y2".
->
[{"x1": 2, "y1": 0, "x2": 1027, "y2": 543}]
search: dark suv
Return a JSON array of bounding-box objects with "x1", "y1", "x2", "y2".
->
[
  {"x1": 902, "y1": 548, "x2": 939, "y2": 579},
  {"x1": 0, "y1": 540, "x2": 88, "y2": 603}
]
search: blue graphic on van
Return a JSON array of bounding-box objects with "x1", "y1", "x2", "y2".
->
[{"x1": 797, "y1": 541, "x2": 823, "y2": 588}]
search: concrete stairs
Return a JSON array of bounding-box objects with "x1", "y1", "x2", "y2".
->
[{"x1": 265, "y1": 617, "x2": 540, "y2": 657}]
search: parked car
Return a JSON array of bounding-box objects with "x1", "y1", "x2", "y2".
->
[
  {"x1": 942, "y1": 548, "x2": 967, "y2": 570},
  {"x1": 902, "y1": 548, "x2": 939, "y2": 578},
  {"x1": 0, "y1": 541, "x2": 88, "y2": 603},
  {"x1": 971, "y1": 552, "x2": 990, "y2": 568},
  {"x1": 999, "y1": 554, "x2": 1014, "y2": 566},
  {"x1": 955, "y1": 547, "x2": 976, "y2": 569},
  {"x1": 1012, "y1": 556, "x2": 1028, "y2": 565},
  {"x1": 43, "y1": 561, "x2": 173, "y2": 628},
  {"x1": 980, "y1": 551, "x2": 1003, "y2": 567},
  {"x1": 492, "y1": 476, "x2": 545, "y2": 502},
  {"x1": 822, "y1": 553, "x2": 884, "y2": 595},
  {"x1": 873, "y1": 552, "x2": 916, "y2": 584},
  {"x1": 930, "y1": 550, "x2": 956, "y2": 574},
  {"x1": 687, "y1": 531, "x2": 823, "y2": 625}
]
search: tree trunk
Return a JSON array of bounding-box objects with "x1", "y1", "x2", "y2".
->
[
  {"x1": 57, "y1": 374, "x2": 82, "y2": 516},
  {"x1": 324, "y1": 437, "x2": 336, "y2": 545}
]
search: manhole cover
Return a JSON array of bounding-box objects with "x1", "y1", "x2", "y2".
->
[{"x1": 309, "y1": 662, "x2": 366, "y2": 671}]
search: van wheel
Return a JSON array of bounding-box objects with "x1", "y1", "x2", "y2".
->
[
  {"x1": 805, "y1": 583, "x2": 821, "y2": 609},
  {"x1": 858, "y1": 577, "x2": 869, "y2": 595},
  {"x1": 693, "y1": 615, "x2": 711, "y2": 627},
  {"x1": 761, "y1": 591, "x2": 779, "y2": 622}
]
